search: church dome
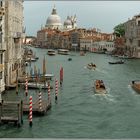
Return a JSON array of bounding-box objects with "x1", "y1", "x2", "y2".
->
[
  {"x1": 64, "y1": 16, "x2": 72, "y2": 26},
  {"x1": 46, "y1": 6, "x2": 62, "y2": 27}
]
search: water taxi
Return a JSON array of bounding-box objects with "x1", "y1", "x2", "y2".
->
[
  {"x1": 87, "y1": 63, "x2": 96, "y2": 70},
  {"x1": 47, "y1": 50, "x2": 56, "y2": 56},
  {"x1": 58, "y1": 49, "x2": 69, "y2": 55},
  {"x1": 94, "y1": 80, "x2": 107, "y2": 94},
  {"x1": 131, "y1": 80, "x2": 140, "y2": 94}
]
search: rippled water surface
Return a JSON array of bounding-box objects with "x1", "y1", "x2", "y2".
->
[{"x1": 1, "y1": 47, "x2": 140, "y2": 138}]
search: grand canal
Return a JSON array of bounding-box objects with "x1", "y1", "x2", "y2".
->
[{"x1": 1, "y1": 47, "x2": 140, "y2": 138}]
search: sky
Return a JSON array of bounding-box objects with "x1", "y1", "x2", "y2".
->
[{"x1": 23, "y1": 1, "x2": 140, "y2": 36}]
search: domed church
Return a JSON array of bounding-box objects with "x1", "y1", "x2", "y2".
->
[
  {"x1": 45, "y1": 5, "x2": 62, "y2": 29},
  {"x1": 45, "y1": 5, "x2": 77, "y2": 31}
]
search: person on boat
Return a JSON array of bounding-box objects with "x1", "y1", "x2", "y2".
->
[
  {"x1": 100, "y1": 80, "x2": 105, "y2": 89},
  {"x1": 96, "y1": 80, "x2": 100, "y2": 89},
  {"x1": 92, "y1": 64, "x2": 96, "y2": 67}
]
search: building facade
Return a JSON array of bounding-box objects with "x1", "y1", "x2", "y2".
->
[
  {"x1": 0, "y1": 0, "x2": 6, "y2": 93},
  {"x1": 4, "y1": 0, "x2": 24, "y2": 87},
  {"x1": 124, "y1": 14, "x2": 140, "y2": 57}
]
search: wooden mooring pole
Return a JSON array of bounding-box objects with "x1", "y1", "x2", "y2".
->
[
  {"x1": 60, "y1": 67, "x2": 63, "y2": 86},
  {"x1": 25, "y1": 75, "x2": 28, "y2": 96}
]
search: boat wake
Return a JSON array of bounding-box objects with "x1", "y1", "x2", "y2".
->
[
  {"x1": 95, "y1": 68, "x2": 108, "y2": 74},
  {"x1": 128, "y1": 84, "x2": 137, "y2": 95},
  {"x1": 91, "y1": 87, "x2": 116, "y2": 103}
]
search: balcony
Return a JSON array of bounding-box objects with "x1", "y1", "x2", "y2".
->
[
  {"x1": 0, "y1": 48, "x2": 5, "y2": 53},
  {"x1": 13, "y1": 32, "x2": 22, "y2": 39},
  {"x1": 0, "y1": 7, "x2": 5, "y2": 16},
  {"x1": 0, "y1": 64, "x2": 4, "y2": 72}
]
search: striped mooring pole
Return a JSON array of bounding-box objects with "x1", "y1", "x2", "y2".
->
[
  {"x1": 29, "y1": 96, "x2": 33, "y2": 127},
  {"x1": 48, "y1": 81, "x2": 51, "y2": 104},
  {"x1": 38, "y1": 91, "x2": 42, "y2": 111},
  {"x1": 55, "y1": 79, "x2": 58, "y2": 102},
  {"x1": 25, "y1": 75, "x2": 28, "y2": 96}
]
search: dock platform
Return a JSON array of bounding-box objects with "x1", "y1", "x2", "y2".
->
[{"x1": 23, "y1": 100, "x2": 51, "y2": 115}]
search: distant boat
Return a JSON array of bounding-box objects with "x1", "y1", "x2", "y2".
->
[
  {"x1": 58, "y1": 49, "x2": 69, "y2": 55},
  {"x1": 131, "y1": 80, "x2": 140, "y2": 94},
  {"x1": 47, "y1": 49, "x2": 56, "y2": 56},
  {"x1": 87, "y1": 63, "x2": 96, "y2": 70},
  {"x1": 68, "y1": 58, "x2": 72, "y2": 61},
  {"x1": 118, "y1": 55, "x2": 136, "y2": 59},
  {"x1": 93, "y1": 50, "x2": 105, "y2": 54},
  {"x1": 94, "y1": 80, "x2": 107, "y2": 94},
  {"x1": 108, "y1": 60, "x2": 124, "y2": 64},
  {"x1": 80, "y1": 51, "x2": 85, "y2": 56}
]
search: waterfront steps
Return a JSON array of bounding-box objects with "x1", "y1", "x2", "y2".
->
[{"x1": 0, "y1": 100, "x2": 23, "y2": 127}]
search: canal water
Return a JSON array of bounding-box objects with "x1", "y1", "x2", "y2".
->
[{"x1": 1, "y1": 47, "x2": 140, "y2": 138}]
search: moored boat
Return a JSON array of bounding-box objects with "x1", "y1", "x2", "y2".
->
[
  {"x1": 20, "y1": 82, "x2": 53, "y2": 89},
  {"x1": 131, "y1": 80, "x2": 140, "y2": 94},
  {"x1": 94, "y1": 80, "x2": 107, "y2": 94},
  {"x1": 108, "y1": 60, "x2": 124, "y2": 64},
  {"x1": 118, "y1": 55, "x2": 136, "y2": 59},
  {"x1": 47, "y1": 50, "x2": 56, "y2": 56}
]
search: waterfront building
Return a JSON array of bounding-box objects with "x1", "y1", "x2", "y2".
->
[
  {"x1": 70, "y1": 28, "x2": 85, "y2": 51},
  {"x1": 0, "y1": 0, "x2": 6, "y2": 93},
  {"x1": 4, "y1": 0, "x2": 24, "y2": 87},
  {"x1": 91, "y1": 41, "x2": 115, "y2": 53},
  {"x1": 124, "y1": 14, "x2": 140, "y2": 58},
  {"x1": 80, "y1": 29, "x2": 115, "y2": 53},
  {"x1": 80, "y1": 37, "x2": 93, "y2": 51},
  {"x1": 37, "y1": 29, "x2": 58, "y2": 48}
]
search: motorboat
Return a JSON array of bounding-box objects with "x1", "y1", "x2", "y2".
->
[
  {"x1": 87, "y1": 63, "x2": 96, "y2": 70},
  {"x1": 131, "y1": 80, "x2": 140, "y2": 94},
  {"x1": 58, "y1": 49, "x2": 69, "y2": 55},
  {"x1": 94, "y1": 80, "x2": 107, "y2": 94}
]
